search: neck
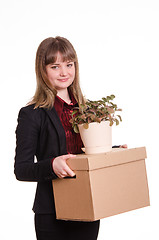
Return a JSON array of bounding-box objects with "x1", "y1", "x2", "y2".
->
[{"x1": 57, "y1": 89, "x2": 71, "y2": 104}]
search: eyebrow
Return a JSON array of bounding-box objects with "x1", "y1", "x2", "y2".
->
[{"x1": 51, "y1": 60, "x2": 73, "y2": 65}]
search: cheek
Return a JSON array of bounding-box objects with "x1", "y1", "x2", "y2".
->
[
  {"x1": 47, "y1": 71, "x2": 57, "y2": 82},
  {"x1": 71, "y1": 68, "x2": 76, "y2": 78}
]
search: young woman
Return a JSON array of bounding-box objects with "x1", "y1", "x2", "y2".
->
[
  {"x1": 14, "y1": 36, "x2": 100, "y2": 240},
  {"x1": 14, "y1": 36, "x2": 127, "y2": 240}
]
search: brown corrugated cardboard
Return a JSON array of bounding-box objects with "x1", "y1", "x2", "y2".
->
[{"x1": 52, "y1": 147, "x2": 150, "y2": 221}]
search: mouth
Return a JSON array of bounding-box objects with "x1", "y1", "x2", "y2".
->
[{"x1": 57, "y1": 78, "x2": 69, "y2": 82}]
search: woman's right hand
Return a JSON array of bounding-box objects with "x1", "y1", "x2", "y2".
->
[{"x1": 52, "y1": 154, "x2": 76, "y2": 179}]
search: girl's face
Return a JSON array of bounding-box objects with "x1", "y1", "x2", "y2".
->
[{"x1": 45, "y1": 52, "x2": 75, "y2": 92}]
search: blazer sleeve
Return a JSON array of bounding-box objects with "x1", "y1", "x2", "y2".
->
[{"x1": 14, "y1": 107, "x2": 58, "y2": 182}]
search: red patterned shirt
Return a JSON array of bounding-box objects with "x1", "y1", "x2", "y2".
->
[{"x1": 54, "y1": 93, "x2": 83, "y2": 154}]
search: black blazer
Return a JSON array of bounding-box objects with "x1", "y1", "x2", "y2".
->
[
  {"x1": 14, "y1": 104, "x2": 69, "y2": 214},
  {"x1": 14, "y1": 104, "x2": 119, "y2": 214}
]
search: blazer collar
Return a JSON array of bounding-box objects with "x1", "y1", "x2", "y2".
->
[{"x1": 43, "y1": 107, "x2": 67, "y2": 155}]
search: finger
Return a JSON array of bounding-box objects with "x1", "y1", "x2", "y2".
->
[
  {"x1": 60, "y1": 173, "x2": 68, "y2": 178},
  {"x1": 59, "y1": 175, "x2": 65, "y2": 179},
  {"x1": 122, "y1": 144, "x2": 128, "y2": 148},
  {"x1": 56, "y1": 171, "x2": 67, "y2": 179},
  {"x1": 62, "y1": 154, "x2": 76, "y2": 160},
  {"x1": 55, "y1": 173, "x2": 63, "y2": 179},
  {"x1": 119, "y1": 144, "x2": 128, "y2": 148},
  {"x1": 68, "y1": 154, "x2": 77, "y2": 157},
  {"x1": 64, "y1": 165, "x2": 75, "y2": 177}
]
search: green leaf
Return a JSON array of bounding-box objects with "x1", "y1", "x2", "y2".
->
[
  {"x1": 87, "y1": 117, "x2": 92, "y2": 123},
  {"x1": 95, "y1": 117, "x2": 101, "y2": 123},
  {"x1": 110, "y1": 94, "x2": 115, "y2": 100},
  {"x1": 69, "y1": 118, "x2": 73, "y2": 124},
  {"x1": 102, "y1": 97, "x2": 107, "y2": 102},
  {"x1": 109, "y1": 120, "x2": 113, "y2": 126},
  {"x1": 117, "y1": 115, "x2": 122, "y2": 121},
  {"x1": 71, "y1": 110, "x2": 78, "y2": 116},
  {"x1": 83, "y1": 123, "x2": 89, "y2": 129},
  {"x1": 74, "y1": 125, "x2": 79, "y2": 133},
  {"x1": 115, "y1": 119, "x2": 119, "y2": 125},
  {"x1": 71, "y1": 95, "x2": 122, "y2": 129},
  {"x1": 106, "y1": 96, "x2": 111, "y2": 101},
  {"x1": 90, "y1": 115, "x2": 96, "y2": 121},
  {"x1": 106, "y1": 107, "x2": 114, "y2": 113}
]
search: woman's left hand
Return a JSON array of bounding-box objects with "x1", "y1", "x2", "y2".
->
[{"x1": 119, "y1": 144, "x2": 128, "y2": 148}]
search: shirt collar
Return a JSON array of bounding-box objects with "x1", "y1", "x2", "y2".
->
[{"x1": 54, "y1": 90, "x2": 77, "y2": 117}]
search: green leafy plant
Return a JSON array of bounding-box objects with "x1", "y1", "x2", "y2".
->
[{"x1": 70, "y1": 94, "x2": 122, "y2": 133}]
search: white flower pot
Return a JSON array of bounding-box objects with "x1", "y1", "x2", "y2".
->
[{"x1": 78, "y1": 121, "x2": 112, "y2": 154}]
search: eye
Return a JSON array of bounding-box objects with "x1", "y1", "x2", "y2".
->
[
  {"x1": 67, "y1": 62, "x2": 74, "y2": 68},
  {"x1": 51, "y1": 65, "x2": 59, "y2": 69}
]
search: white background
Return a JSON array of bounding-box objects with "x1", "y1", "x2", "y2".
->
[{"x1": 0, "y1": 0, "x2": 158, "y2": 239}]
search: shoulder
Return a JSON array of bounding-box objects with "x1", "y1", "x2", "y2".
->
[
  {"x1": 17, "y1": 104, "x2": 46, "y2": 127},
  {"x1": 19, "y1": 104, "x2": 41, "y2": 116}
]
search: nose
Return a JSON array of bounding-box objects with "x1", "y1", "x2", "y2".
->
[{"x1": 60, "y1": 66, "x2": 67, "y2": 76}]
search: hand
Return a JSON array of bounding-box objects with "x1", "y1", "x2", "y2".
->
[
  {"x1": 52, "y1": 154, "x2": 76, "y2": 179},
  {"x1": 119, "y1": 144, "x2": 128, "y2": 148}
]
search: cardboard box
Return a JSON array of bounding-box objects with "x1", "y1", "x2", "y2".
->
[{"x1": 52, "y1": 147, "x2": 150, "y2": 221}]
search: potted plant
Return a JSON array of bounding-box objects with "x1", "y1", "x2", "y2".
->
[{"x1": 70, "y1": 94, "x2": 122, "y2": 154}]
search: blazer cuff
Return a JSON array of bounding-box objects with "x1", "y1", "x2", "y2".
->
[
  {"x1": 112, "y1": 145, "x2": 121, "y2": 148},
  {"x1": 45, "y1": 158, "x2": 58, "y2": 180},
  {"x1": 50, "y1": 158, "x2": 58, "y2": 179}
]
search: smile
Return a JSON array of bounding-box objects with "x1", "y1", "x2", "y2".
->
[{"x1": 57, "y1": 78, "x2": 69, "y2": 82}]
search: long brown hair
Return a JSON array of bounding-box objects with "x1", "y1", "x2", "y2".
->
[{"x1": 30, "y1": 36, "x2": 85, "y2": 109}]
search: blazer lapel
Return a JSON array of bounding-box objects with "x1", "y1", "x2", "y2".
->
[{"x1": 43, "y1": 107, "x2": 67, "y2": 155}]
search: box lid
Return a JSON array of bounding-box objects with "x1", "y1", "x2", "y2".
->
[{"x1": 67, "y1": 147, "x2": 147, "y2": 171}]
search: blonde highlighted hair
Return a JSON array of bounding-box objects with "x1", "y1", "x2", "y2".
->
[{"x1": 30, "y1": 36, "x2": 85, "y2": 109}]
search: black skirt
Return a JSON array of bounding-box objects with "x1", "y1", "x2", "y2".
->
[{"x1": 35, "y1": 214, "x2": 100, "y2": 240}]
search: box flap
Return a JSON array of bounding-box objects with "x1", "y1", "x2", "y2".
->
[{"x1": 67, "y1": 147, "x2": 147, "y2": 171}]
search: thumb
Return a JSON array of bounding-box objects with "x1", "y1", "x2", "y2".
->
[
  {"x1": 65, "y1": 164, "x2": 76, "y2": 177},
  {"x1": 62, "y1": 154, "x2": 76, "y2": 161}
]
